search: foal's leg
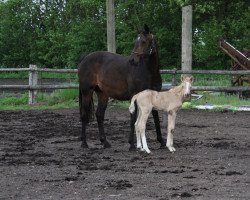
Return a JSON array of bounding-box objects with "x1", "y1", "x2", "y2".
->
[
  {"x1": 166, "y1": 111, "x2": 177, "y2": 152},
  {"x1": 135, "y1": 108, "x2": 143, "y2": 150},
  {"x1": 96, "y1": 92, "x2": 111, "y2": 148},
  {"x1": 152, "y1": 110, "x2": 165, "y2": 147},
  {"x1": 137, "y1": 110, "x2": 151, "y2": 153}
]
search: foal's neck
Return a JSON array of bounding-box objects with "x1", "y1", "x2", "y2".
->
[{"x1": 169, "y1": 84, "x2": 185, "y2": 101}]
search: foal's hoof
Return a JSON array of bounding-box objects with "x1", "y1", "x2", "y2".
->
[
  {"x1": 81, "y1": 142, "x2": 89, "y2": 149},
  {"x1": 167, "y1": 146, "x2": 176, "y2": 153},
  {"x1": 103, "y1": 141, "x2": 111, "y2": 148}
]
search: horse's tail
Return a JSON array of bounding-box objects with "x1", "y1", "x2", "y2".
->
[
  {"x1": 79, "y1": 88, "x2": 94, "y2": 123},
  {"x1": 129, "y1": 94, "x2": 138, "y2": 114}
]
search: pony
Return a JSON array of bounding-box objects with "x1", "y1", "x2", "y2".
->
[
  {"x1": 129, "y1": 75, "x2": 193, "y2": 153},
  {"x1": 78, "y1": 25, "x2": 164, "y2": 150}
]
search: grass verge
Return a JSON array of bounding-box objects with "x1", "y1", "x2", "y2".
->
[{"x1": 0, "y1": 90, "x2": 249, "y2": 111}]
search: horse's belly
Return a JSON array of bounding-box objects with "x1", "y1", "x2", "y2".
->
[{"x1": 98, "y1": 80, "x2": 130, "y2": 100}]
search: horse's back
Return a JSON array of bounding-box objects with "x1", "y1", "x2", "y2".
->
[{"x1": 78, "y1": 51, "x2": 131, "y2": 100}]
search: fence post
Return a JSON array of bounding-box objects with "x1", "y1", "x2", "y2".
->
[
  {"x1": 182, "y1": 5, "x2": 192, "y2": 71},
  {"x1": 106, "y1": 0, "x2": 116, "y2": 53},
  {"x1": 28, "y1": 65, "x2": 38, "y2": 105}
]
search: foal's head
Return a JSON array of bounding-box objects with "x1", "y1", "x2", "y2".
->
[
  {"x1": 132, "y1": 24, "x2": 157, "y2": 58},
  {"x1": 181, "y1": 75, "x2": 193, "y2": 98}
]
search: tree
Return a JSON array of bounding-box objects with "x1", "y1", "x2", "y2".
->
[{"x1": 0, "y1": 0, "x2": 249, "y2": 69}]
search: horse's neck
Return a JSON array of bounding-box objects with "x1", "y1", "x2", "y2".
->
[{"x1": 144, "y1": 54, "x2": 161, "y2": 88}]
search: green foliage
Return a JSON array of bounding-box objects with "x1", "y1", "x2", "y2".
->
[{"x1": 0, "y1": 0, "x2": 249, "y2": 69}]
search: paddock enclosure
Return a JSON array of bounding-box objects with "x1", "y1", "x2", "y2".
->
[{"x1": 0, "y1": 108, "x2": 249, "y2": 200}]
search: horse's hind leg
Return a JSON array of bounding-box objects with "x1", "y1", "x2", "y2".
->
[
  {"x1": 95, "y1": 92, "x2": 111, "y2": 148},
  {"x1": 79, "y1": 89, "x2": 94, "y2": 148},
  {"x1": 129, "y1": 102, "x2": 137, "y2": 151},
  {"x1": 152, "y1": 110, "x2": 165, "y2": 147}
]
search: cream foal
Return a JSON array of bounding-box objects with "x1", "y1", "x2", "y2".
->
[{"x1": 129, "y1": 75, "x2": 193, "y2": 153}]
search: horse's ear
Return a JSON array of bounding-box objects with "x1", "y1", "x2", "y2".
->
[{"x1": 144, "y1": 24, "x2": 150, "y2": 34}]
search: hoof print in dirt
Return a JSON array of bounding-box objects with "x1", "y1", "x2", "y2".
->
[
  {"x1": 183, "y1": 176, "x2": 196, "y2": 179},
  {"x1": 65, "y1": 176, "x2": 78, "y2": 182},
  {"x1": 130, "y1": 156, "x2": 140, "y2": 162},
  {"x1": 171, "y1": 192, "x2": 193, "y2": 198},
  {"x1": 106, "y1": 180, "x2": 133, "y2": 190},
  {"x1": 155, "y1": 169, "x2": 185, "y2": 174},
  {"x1": 214, "y1": 170, "x2": 244, "y2": 176}
]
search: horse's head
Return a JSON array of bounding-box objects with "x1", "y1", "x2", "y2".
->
[
  {"x1": 181, "y1": 75, "x2": 193, "y2": 98},
  {"x1": 132, "y1": 24, "x2": 157, "y2": 58},
  {"x1": 129, "y1": 24, "x2": 162, "y2": 91}
]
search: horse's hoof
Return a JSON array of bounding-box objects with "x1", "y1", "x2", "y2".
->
[
  {"x1": 103, "y1": 141, "x2": 111, "y2": 148},
  {"x1": 129, "y1": 145, "x2": 136, "y2": 151},
  {"x1": 160, "y1": 145, "x2": 167, "y2": 149},
  {"x1": 81, "y1": 143, "x2": 89, "y2": 148},
  {"x1": 159, "y1": 139, "x2": 166, "y2": 147}
]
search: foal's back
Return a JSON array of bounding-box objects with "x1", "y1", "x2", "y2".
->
[{"x1": 136, "y1": 89, "x2": 183, "y2": 112}]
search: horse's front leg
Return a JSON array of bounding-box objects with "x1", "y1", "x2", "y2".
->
[
  {"x1": 96, "y1": 93, "x2": 111, "y2": 148},
  {"x1": 152, "y1": 110, "x2": 165, "y2": 147},
  {"x1": 166, "y1": 111, "x2": 177, "y2": 152}
]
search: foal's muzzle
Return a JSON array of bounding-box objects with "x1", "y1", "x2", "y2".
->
[{"x1": 184, "y1": 93, "x2": 191, "y2": 100}]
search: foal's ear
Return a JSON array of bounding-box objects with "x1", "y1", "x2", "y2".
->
[
  {"x1": 181, "y1": 74, "x2": 185, "y2": 82},
  {"x1": 181, "y1": 74, "x2": 193, "y2": 82},
  {"x1": 190, "y1": 76, "x2": 194, "y2": 83}
]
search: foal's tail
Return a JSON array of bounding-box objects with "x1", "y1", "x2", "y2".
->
[{"x1": 129, "y1": 94, "x2": 138, "y2": 114}]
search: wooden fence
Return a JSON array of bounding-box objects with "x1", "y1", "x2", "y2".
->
[{"x1": 0, "y1": 65, "x2": 250, "y2": 104}]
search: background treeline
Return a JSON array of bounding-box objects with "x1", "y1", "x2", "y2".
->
[{"x1": 0, "y1": 0, "x2": 249, "y2": 69}]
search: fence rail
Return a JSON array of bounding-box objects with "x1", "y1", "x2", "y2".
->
[{"x1": 0, "y1": 65, "x2": 249, "y2": 104}]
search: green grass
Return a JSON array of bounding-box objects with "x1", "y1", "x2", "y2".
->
[
  {"x1": 191, "y1": 92, "x2": 250, "y2": 107},
  {"x1": 0, "y1": 89, "x2": 249, "y2": 111},
  {"x1": 161, "y1": 74, "x2": 232, "y2": 86},
  {"x1": 0, "y1": 89, "x2": 79, "y2": 110}
]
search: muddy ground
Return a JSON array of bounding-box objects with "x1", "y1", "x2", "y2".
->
[{"x1": 0, "y1": 108, "x2": 249, "y2": 200}]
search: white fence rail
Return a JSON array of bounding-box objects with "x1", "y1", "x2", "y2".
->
[{"x1": 0, "y1": 65, "x2": 250, "y2": 104}]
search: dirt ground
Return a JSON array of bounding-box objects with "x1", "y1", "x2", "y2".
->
[{"x1": 0, "y1": 107, "x2": 249, "y2": 200}]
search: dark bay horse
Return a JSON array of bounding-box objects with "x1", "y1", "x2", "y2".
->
[{"x1": 78, "y1": 25, "x2": 164, "y2": 150}]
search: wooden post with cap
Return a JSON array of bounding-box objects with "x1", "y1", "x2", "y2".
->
[
  {"x1": 182, "y1": 5, "x2": 192, "y2": 72},
  {"x1": 106, "y1": 0, "x2": 116, "y2": 53},
  {"x1": 28, "y1": 64, "x2": 38, "y2": 105}
]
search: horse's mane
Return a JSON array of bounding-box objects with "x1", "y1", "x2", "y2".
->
[{"x1": 79, "y1": 54, "x2": 87, "y2": 63}]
